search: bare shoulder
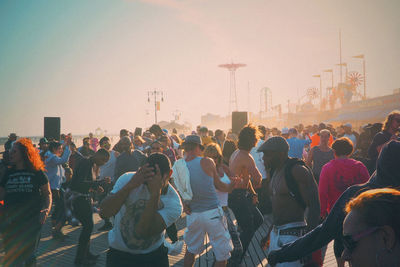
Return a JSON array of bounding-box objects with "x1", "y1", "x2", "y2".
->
[
  {"x1": 291, "y1": 164, "x2": 313, "y2": 183},
  {"x1": 201, "y1": 156, "x2": 214, "y2": 164},
  {"x1": 201, "y1": 157, "x2": 216, "y2": 169},
  {"x1": 236, "y1": 150, "x2": 253, "y2": 162}
]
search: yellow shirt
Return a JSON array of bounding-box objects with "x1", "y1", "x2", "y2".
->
[{"x1": 201, "y1": 136, "x2": 214, "y2": 146}]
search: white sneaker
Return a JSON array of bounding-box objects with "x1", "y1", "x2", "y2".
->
[{"x1": 165, "y1": 240, "x2": 184, "y2": 256}]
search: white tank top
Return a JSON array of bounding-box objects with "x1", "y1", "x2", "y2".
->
[
  {"x1": 216, "y1": 172, "x2": 231, "y2": 207},
  {"x1": 100, "y1": 150, "x2": 117, "y2": 181}
]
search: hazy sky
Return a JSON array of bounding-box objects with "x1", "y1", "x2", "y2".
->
[{"x1": 1, "y1": 0, "x2": 399, "y2": 136}]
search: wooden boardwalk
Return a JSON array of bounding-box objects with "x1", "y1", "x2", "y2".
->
[
  {"x1": 169, "y1": 214, "x2": 341, "y2": 267},
  {"x1": 1, "y1": 212, "x2": 341, "y2": 266},
  {"x1": 34, "y1": 212, "x2": 341, "y2": 266}
]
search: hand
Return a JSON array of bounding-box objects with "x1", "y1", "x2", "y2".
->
[
  {"x1": 232, "y1": 176, "x2": 246, "y2": 188},
  {"x1": 126, "y1": 164, "x2": 154, "y2": 190},
  {"x1": 104, "y1": 177, "x2": 112, "y2": 184},
  {"x1": 39, "y1": 209, "x2": 49, "y2": 225},
  {"x1": 230, "y1": 176, "x2": 241, "y2": 189},
  {"x1": 146, "y1": 164, "x2": 163, "y2": 196}
]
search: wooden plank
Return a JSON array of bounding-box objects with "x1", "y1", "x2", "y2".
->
[
  {"x1": 252, "y1": 225, "x2": 269, "y2": 266},
  {"x1": 7, "y1": 207, "x2": 343, "y2": 267}
]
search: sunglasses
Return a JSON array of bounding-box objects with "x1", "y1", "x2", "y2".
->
[{"x1": 342, "y1": 226, "x2": 380, "y2": 253}]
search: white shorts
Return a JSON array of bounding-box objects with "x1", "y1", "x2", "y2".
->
[
  {"x1": 184, "y1": 207, "x2": 233, "y2": 261},
  {"x1": 267, "y1": 222, "x2": 306, "y2": 267}
]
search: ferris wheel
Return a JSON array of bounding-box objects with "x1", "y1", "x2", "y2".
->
[
  {"x1": 347, "y1": 71, "x2": 364, "y2": 89},
  {"x1": 307, "y1": 87, "x2": 319, "y2": 101}
]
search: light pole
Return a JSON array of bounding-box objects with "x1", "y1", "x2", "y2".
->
[
  {"x1": 312, "y1": 74, "x2": 322, "y2": 109},
  {"x1": 353, "y1": 55, "x2": 366, "y2": 98},
  {"x1": 148, "y1": 90, "x2": 164, "y2": 124},
  {"x1": 323, "y1": 69, "x2": 334, "y2": 98},
  {"x1": 336, "y1": 63, "x2": 348, "y2": 82},
  {"x1": 172, "y1": 110, "x2": 182, "y2": 122}
]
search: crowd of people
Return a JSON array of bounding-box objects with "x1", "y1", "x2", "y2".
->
[{"x1": 0, "y1": 110, "x2": 399, "y2": 267}]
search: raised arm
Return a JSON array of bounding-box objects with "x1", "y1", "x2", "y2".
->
[
  {"x1": 100, "y1": 164, "x2": 153, "y2": 218},
  {"x1": 47, "y1": 145, "x2": 71, "y2": 165},
  {"x1": 135, "y1": 165, "x2": 182, "y2": 238},
  {"x1": 201, "y1": 157, "x2": 233, "y2": 192}
]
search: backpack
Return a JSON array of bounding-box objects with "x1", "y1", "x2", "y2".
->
[{"x1": 283, "y1": 157, "x2": 312, "y2": 209}]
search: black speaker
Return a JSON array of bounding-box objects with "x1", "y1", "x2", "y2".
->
[
  {"x1": 44, "y1": 117, "x2": 60, "y2": 141},
  {"x1": 232, "y1": 112, "x2": 248, "y2": 134}
]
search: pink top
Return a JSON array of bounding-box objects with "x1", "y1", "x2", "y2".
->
[{"x1": 319, "y1": 158, "x2": 369, "y2": 217}]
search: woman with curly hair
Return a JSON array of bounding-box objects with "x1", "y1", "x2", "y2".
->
[{"x1": 0, "y1": 138, "x2": 52, "y2": 267}]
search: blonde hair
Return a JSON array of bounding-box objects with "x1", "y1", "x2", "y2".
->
[{"x1": 204, "y1": 143, "x2": 223, "y2": 166}]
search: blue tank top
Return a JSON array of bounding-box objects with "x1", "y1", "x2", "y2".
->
[{"x1": 186, "y1": 157, "x2": 219, "y2": 212}]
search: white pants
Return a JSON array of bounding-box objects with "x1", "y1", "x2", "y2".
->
[
  {"x1": 184, "y1": 207, "x2": 233, "y2": 261},
  {"x1": 267, "y1": 221, "x2": 306, "y2": 267}
]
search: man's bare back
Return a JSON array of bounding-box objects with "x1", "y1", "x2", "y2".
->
[{"x1": 229, "y1": 149, "x2": 262, "y2": 189}]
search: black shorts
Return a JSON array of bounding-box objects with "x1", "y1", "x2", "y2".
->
[{"x1": 106, "y1": 244, "x2": 169, "y2": 267}]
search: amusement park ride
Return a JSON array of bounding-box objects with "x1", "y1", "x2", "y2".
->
[
  {"x1": 319, "y1": 71, "x2": 366, "y2": 111},
  {"x1": 218, "y1": 31, "x2": 367, "y2": 118},
  {"x1": 287, "y1": 31, "x2": 368, "y2": 113},
  {"x1": 219, "y1": 62, "x2": 246, "y2": 113},
  {"x1": 295, "y1": 70, "x2": 365, "y2": 112}
]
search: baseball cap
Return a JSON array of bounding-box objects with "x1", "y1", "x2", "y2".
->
[
  {"x1": 258, "y1": 136, "x2": 289, "y2": 153},
  {"x1": 199, "y1": 126, "x2": 208, "y2": 133},
  {"x1": 39, "y1": 137, "x2": 49, "y2": 144},
  {"x1": 344, "y1": 123, "x2": 352, "y2": 128},
  {"x1": 181, "y1": 135, "x2": 204, "y2": 150},
  {"x1": 281, "y1": 127, "x2": 289, "y2": 135}
]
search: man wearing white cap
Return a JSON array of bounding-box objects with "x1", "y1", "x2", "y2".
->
[{"x1": 281, "y1": 127, "x2": 289, "y2": 139}]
